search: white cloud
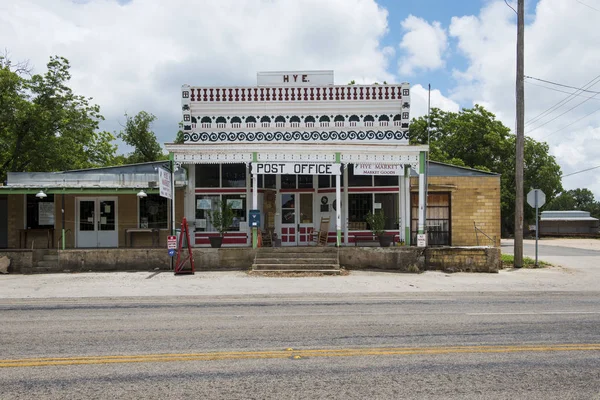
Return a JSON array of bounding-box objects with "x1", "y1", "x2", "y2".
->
[
  {"x1": 410, "y1": 84, "x2": 460, "y2": 120},
  {"x1": 448, "y1": 0, "x2": 600, "y2": 198},
  {"x1": 398, "y1": 15, "x2": 448, "y2": 75},
  {"x1": 0, "y1": 0, "x2": 394, "y2": 144}
]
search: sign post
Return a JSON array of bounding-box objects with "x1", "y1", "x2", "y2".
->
[{"x1": 527, "y1": 189, "x2": 546, "y2": 266}]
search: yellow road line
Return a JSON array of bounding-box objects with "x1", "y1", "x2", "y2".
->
[{"x1": 2, "y1": 344, "x2": 599, "y2": 368}]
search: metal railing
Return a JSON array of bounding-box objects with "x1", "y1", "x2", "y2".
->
[{"x1": 474, "y1": 222, "x2": 496, "y2": 246}]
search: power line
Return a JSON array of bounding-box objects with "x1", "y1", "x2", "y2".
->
[
  {"x1": 524, "y1": 74, "x2": 600, "y2": 128},
  {"x1": 542, "y1": 106, "x2": 600, "y2": 139},
  {"x1": 525, "y1": 75, "x2": 600, "y2": 94},
  {"x1": 576, "y1": 0, "x2": 600, "y2": 12},
  {"x1": 562, "y1": 164, "x2": 600, "y2": 177},
  {"x1": 505, "y1": 0, "x2": 517, "y2": 14},
  {"x1": 525, "y1": 81, "x2": 600, "y2": 101},
  {"x1": 525, "y1": 77, "x2": 600, "y2": 134}
]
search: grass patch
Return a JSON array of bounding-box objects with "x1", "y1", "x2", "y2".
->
[{"x1": 501, "y1": 254, "x2": 551, "y2": 268}]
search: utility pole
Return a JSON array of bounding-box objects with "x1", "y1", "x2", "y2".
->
[{"x1": 514, "y1": 0, "x2": 525, "y2": 268}]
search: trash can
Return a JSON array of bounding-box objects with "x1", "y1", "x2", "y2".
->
[{"x1": 175, "y1": 229, "x2": 188, "y2": 248}]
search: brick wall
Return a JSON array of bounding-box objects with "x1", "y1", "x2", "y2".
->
[{"x1": 411, "y1": 175, "x2": 501, "y2": 247}]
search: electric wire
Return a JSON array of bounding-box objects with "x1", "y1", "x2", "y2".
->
[
  {"x1": 576, "y1": 0, "x2": 600, "y2": 12},
  {"x1": 524, "y1": 74, "x2": 600, "y2": 129},
  {"x1": 525, "y1": 75, "x2": 600, "y2": 94},
  {"x1": 542, "y1": 106, "x2": 600, "y2": 140},
  {"x1": 505, "y1": 0, "x2": 517, "y2": 14},
  {"x1": 525, "y1": 81, "x2": 600, "y2": 101},
  {"x1": 562, "y1": 164, "x2": 600, "y2": 177},
  {"x1": 525, "y1": 77, "x2": 600, "y2": 134}
]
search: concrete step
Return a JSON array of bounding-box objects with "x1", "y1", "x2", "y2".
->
[
  {"x1": 29, "y1": 266, "x2": 60, "y2": 273},
  {"x1": 255, "y1": 252, "x2": 338, "y2": 260},
  {"x1": 252, "y1": 263, "x2": 339, "y2": 270},
  {"x1": 42, "y1": 255, "x2": 59, "y2": 262},
  {"x1": 36, "y1": 260, "x2": 59, "y2": 269},
  {"x1": 257, "y1": 247, "x2": 337, "y2": 254},
  {"x1": 254, "y1": 258, "x2": 337, "y2": 265},
  {"x1": 251, "y1": 269, "x2": 341, "y2": 275}
]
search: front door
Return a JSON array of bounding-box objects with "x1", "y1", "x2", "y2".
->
[
  {"x1": 280, "y1": 193, "x2": 314, "y2": 246},
  {"x1": 297, "y1": 193, "x2": 314, "y2": 246},
  {"x1": 77, "y1": 197, "x2": 118, "y2": 248},
  {"x1": 280, "y1": 193, "x2": 297, "y2": 246}
]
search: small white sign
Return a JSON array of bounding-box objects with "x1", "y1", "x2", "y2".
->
[
  {"x1": 38, "y1": 202, "x2": 54, "y2": 226},
  {"x1": 417, "y1": 233, "x2": 427, "y2": 248},
  {"x1": 197, "y1": 199, "x2": 212, "y2": 210},
  {"x1": 158, "y1": 167, "x2": 172, "y2": 199},
  {"x1": 374, "y1": 202, "x2": 382, "y2": 209},
  {"x1": 257, "y1": 70, "x2": 334, "y2": 86},
  {"x1": 227, "y1": 199, "x2": 243, "y2": 210},
  {"x1": 252, "y1": 162, "x2": 340, "y2": 175},
  {"x1": 167, "y1": 235, "x2": 177, "y2": 249},
  {"x1": 354, "y1": 163, "x2": 404, "y2": 176},
  {"x1": 197, "y1": 219, "x2": 207, "y2": 228}
]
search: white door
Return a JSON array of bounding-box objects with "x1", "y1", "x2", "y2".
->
[
  {"x1": 298, "y1": 193, "x2": 314, "y2": 246},
  {"x1": 280, "y1": 193, "x2": 297, "y2": 246},
  {"x1": 77, "y1": 197, "x2": 118, "y2": 248}
]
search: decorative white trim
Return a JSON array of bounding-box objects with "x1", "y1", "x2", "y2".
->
[
  {"x1": 174, "y1": 153, "x2": 253, "y2": 164},
  {"x1": 340, "y1": 153, "x2": 420, "y2": 164},
  {"x1": 257, "y1": 152, "x2": 335, "y2": 162}
]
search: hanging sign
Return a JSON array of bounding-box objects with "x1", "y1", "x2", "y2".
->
[
  {"x1": 158, "y1": 167, "x2": 172, "y2": 199},
  {"x1": 354, "y1": 163, "x2": 404, "y2": 176},
  {"x1": 251, "y1": 162, "x2": 340, "y2": 175}
]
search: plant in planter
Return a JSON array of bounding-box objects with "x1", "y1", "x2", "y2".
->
[
  {"x1": 366, "y1": 210, "x2": 393, "y2": 247},
  {"x1": 207, "y1": 200, "x2": 235, "y2": 248}
]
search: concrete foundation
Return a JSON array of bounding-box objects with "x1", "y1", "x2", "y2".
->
[{"x1": 0, "y1": 246, "x2": 500, "y2": 274}]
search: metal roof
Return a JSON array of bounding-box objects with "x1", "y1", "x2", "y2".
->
[{"x1": 540, "y1": 210, "x2": 599, "y2": 221}]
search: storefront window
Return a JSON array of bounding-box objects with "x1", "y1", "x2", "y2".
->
[
  {"x1": 195, "y1": 164, "x2": 219, "y2": 187},
  {"x1": 195, "y1": 195, "x2": 219, "y2": 232},
  {"x1": 298, "y1": 175, "x2": 313, "y2": 189},
  {"x1": 223, "y1": 194, "x2": 247, "y2": 231},
  {"x1": 221, "y1": 163, "x2": 246, "y2": 187},
  {"x1": 26, "y1": 194, "x2": 55, "y2": 229},
  {"x1": 139, "y1": 194, "x2": 168, "y2": 229},
  {"x1": 348, "y1": 164, "x2": 373, "y2": 187},
  {"x1": 264, "y1": 174, "x2": 276, "y2": 189},
  {"x1": 375, "y1": 193, "x2": 399, "y2": 229},
  {"x1": 281, "y1": 174, "x2": 296, "y2": 189},
  {"x1": 318, "y1": 175, "x2": 331, "y2": 188},
  {"x1": 348, "y1": 194, "x2": 372, "y2": 230},
  {"x1": 374, "y1": 175, "x2": 399, "y2": 186}
]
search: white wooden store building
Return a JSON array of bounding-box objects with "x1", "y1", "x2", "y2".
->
[{"x1": 165, "y1": 71, "x2": 429, "y2": 248}]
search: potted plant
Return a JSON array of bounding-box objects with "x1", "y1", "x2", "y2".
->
[
  {"x1": 207, "y1": 200, "x2": 235, "y2": 248},
  {"x1": 366, "y1": 210, "x2": 393, "y2": 247}
]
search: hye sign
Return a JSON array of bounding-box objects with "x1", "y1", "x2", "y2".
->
[
  {"x1": 354, "y1": 163, "x2": 404, "y2": 176},
  {"x1": 251, "y1": 163, "x2": 341, "y2": 175}
]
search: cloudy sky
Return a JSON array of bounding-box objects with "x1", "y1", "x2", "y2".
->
[{"x1": 2, "y1": 0, "x2": 600, "y2": 198}]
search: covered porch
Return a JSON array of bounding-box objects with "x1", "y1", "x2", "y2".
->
[{"x1": 166, "y1": 142, "x2": 429, "y2": 248}]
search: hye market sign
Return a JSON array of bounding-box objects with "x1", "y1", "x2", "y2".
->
[
  {"x1": 252, "y1": 162, "x2": 341, "y2": 175},
  {"x1": 354, "y1": 163, "x2": 404, "y2": 176}
]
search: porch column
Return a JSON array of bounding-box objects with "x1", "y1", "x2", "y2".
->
[
  {"x1": 252, "y1": 155, "x2": 258, "y2": 249},
  {"x1": 343, "y1": 163, "x2": 349, "y2": 246},
  {"x1": 398, "y1": 171, "x2": 404, "y2": 244},
  {"x1": 335, "y1": 152, "x2": 341, "y2": 247},
  {"x1": 417, "y1": 151, "x2": 427, "y2": 245},
  {"x1": 404, "y1": 165, "x2": 411, "y2": 246}
]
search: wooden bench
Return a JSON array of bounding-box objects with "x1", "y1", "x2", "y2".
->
[{"x1": 125, "y1": 228, "x2": 160, "y2": 247}]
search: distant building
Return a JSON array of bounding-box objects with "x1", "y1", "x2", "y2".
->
[{"x1": 539, "y1": 210, "x2": 599, "y2": 235}]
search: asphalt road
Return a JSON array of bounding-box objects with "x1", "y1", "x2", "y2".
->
[{"x1": 1, "y1": 292, "x2": 599, "y2": 399}]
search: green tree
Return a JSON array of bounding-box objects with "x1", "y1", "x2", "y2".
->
[
  {"x1": 0, "y1": 55, "x2": 118, "y2": 181},
  {"x1": 409, "y1": 105, "x2": 563, "y2": 235},
  {"x1": 546, "y1": 188, "x2": 600, "y2": 218},
  {"x1": 117, "y1": 111, "x2": 165, "y2": 163}
]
